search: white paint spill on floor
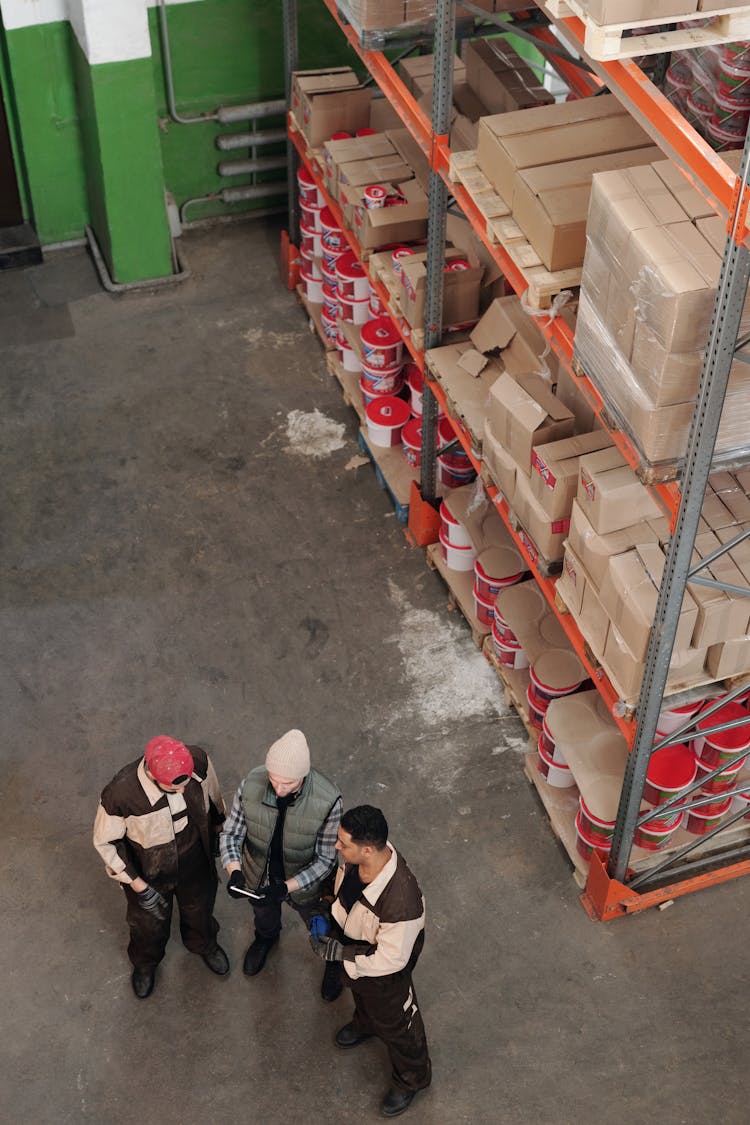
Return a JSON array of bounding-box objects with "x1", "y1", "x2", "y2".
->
[
  {"x1": 243, "y1": 327, "x2": 302, "y2": 348},
  {"x1": 284, "y1": 409, "x2": 347, "y2": 459}
]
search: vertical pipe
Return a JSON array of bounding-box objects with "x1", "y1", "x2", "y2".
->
[
  {"x1": 420, "y1": 0, "x2": 456, "y2": 506},
  {"x1": 608, "y1": 137, "x2": 750, "y2": 883},
  {"x1": 283, "y1": 0, "x2": 299, "y2": 242}
]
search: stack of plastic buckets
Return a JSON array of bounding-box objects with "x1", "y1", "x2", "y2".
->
[
  {"x1": 492, "y1": 589, "x2": 528, "y2": 671},
  {"x1": 536, "y1": 710, "x2": 575, "y2": 790},
  {"x1": 575, "y1": 791, "x2": 615, "y2": 863},
  {"x1": 527, "y1": 650, "x2": 586, "y2": 734},
  {"x1": 710, "y1": 44, "x2": 750, "y2": 150},
  {"x1": 472, "y1": 546, "x2": 525, "y2": 627},
  {"x1": 438, "y1": 500, "x2": 476, "y2": 572},
  {"x1": 360, "y1": 317, "x2": 405, "y2": 406},
  {"x1": 689, "y1": 699, "x2": 750, "y2": 835},
  {"x1": 319, "y1": 207, "x2": 348, "y2": 344},
  {"x1": 633, "y1": 743, "x2": 697, "y2": 850},
  {"x1": 298, "y1": 165, "x2": 324, "y2": 302},
  {"x1": 437, "y1": 417, "x2": 476, "y2": 489}
]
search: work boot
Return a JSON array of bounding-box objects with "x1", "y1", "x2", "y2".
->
[
  {"x1": 335, "y1": 1022, "x2": 372, "y2": 1049},
  {"x1": 243, "y1": 935, "x2": 278, "y2": 976},
  {"x1": 381, "y1": 1089, "x2": 416, "y2": 1117},
  {"x1": 201, "y1": 944, "x2": 230, "y2": 976},
  {"x1": 131, "y1": 969, "x2": 155, "y2": 1000},
  {"x1": 321, "y1": 961, "x2": 343, "y2": 1002}
]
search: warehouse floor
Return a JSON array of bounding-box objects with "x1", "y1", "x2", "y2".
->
[{"x1": 1, "y1": 221, "x2": 747, "y2": 1125}]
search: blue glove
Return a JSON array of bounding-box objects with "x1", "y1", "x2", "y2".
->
[{"x1": 310, "y1": 914, "x2": 330, "y2": 940}]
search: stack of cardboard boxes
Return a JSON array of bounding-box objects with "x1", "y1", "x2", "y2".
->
[
  {"x1": 579, "y1": 0, "x2": 750, "y2": 24},
  {"x1": 337, "y1": 1, "x2": 529, "y2": 34},
  {"x1": 574, "y1": 158, "x2": 750, "y2": 465}
]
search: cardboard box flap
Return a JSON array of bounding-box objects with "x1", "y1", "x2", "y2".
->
[
  {"x1": 469, "y1": 300, "x2": 517, "y2": 354},
  {"x1": 458, "y1": 349, "x2": 488, "y2": 377},
  {"x1": 295, "y1": 67, "x2": 358, "y2": 94}
]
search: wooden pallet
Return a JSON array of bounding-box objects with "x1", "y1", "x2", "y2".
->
[
  {"x1": 545, "y1": 0, "x2": 750, "y2": 61},
  {"x1": 523, "y1": 751, "x2": 588, "y2": 888},
  {"x1": 448, "y1": 150, "x2": 582, "y2": 310},
  {"x1": 326, "y1": 352, "x2": 367, "y2": 426},
  {"x1": 482, "y1": 635, "x2": 538, "y2": 741},
  {"x1": 426, "y1": 541, "x2": 489, "y2": 649},
  {"x1": 357, "y1": 428, "x2": 416, "y2": 524},
  {"x1": 296, "y1": 285, "x2": 336, "y2": 352}
]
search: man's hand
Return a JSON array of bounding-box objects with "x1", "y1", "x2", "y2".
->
[
  {"x1": 309, "y1": 934, "x2": 344, "y2": 962},
  {"x1": 259, "y1": 880, "x2": 288, "y2": 904},
  {"x1": 137, "y1": 885, "x2": 169, "y2": 921},
  {"x1": 227, "y1": 870, "x2": 248, "y2": 899}
]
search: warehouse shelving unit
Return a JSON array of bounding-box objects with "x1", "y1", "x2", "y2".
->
[{"x1": 283, "y1": 0, "x2": 750, "y2": 918}]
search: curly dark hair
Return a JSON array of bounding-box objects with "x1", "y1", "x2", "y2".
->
[{"x1": 340, "y1": 805, "x2": 388, "y2": 849}]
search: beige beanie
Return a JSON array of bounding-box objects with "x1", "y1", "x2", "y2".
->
[{"x1": 265, "y1": 729, "x2": 310, "y2": 779}]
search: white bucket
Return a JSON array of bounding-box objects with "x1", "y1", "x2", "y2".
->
[
  {"x1": 301, "y1": 264, "x2": 323, "y2": 304},
  {"x1": 365, "y1": 396, "x2": 410, "y2": 448},
  {"x1": 439, "y1": 527, "x2": 477, "y2": 572}
]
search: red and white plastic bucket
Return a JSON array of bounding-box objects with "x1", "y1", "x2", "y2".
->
[
  {"x1": 575, "y1": 811, "x2": 612, "y2": 863},
  {"x1": 438, "y1": 417, "x2": 472, "y2": 470},
  {"x1": 492, "y1": 610, "x2": 518, "y2": 649},
  {"x1": 438, "y1": 457, "x2": 476, "y2": 489},
  {"x1": 320, "y1": 308, "x2": 338, "y2": 342},
  {"x1": 322, "y1": 247, "x2": 346, "y2": 275},
  {"x1": 392, "y1": 246, "x2": 415, "y2": 275},
  {"x1": 299, "y1": 246, "x2": 321, "y2": 280},
  {"x1": 694, "y1": 701, "x2": 750, "y2": 769},
  {"x1": 474, "y1": 548, "x2": 524, "y2": 601},
  {"x1": 685, "y1": 798, "x2": 732, "y2": 836},
  {"x1": 300, "y1": 263, "x2": 323, "y2": 304},
  {"x1": 336, "y1": 252, "x2": 369, "y2": 300},
  {"x1": 494, "y1": 637, "x2": 528, "y2": 670},
  {"x1": 439, "y1": 500, "x2": 473, "y2": 548},
  {"x1": 359, "y1": 376, "x2": 403, "y2": 407},
  {"x1": 297, "y1": 164, "x2": 322, "y2": 205},
  {"x1": 369, "y1": 288, "x2": 385, "y2": 317},
  {"x1": 406, "y1": 364, "x2": 424, "y2": 415},
  {"x1": 657, "y1": 700, "x2": 703, "y2": 738},
  {"x1": 526, "y1": 686, "x2": 546, "y2": 731},
  {"x1": 336, "y1": 331, "x2": 361, "y2": 374},
  {"x1": 578, "y1": 797, "x2": 615, "y2": 845},
  {"x1": 642, "y1": 743, "x2": 697, "y2": 806},
  {"x1": 439, "y1": 528, "x2": 476, "y2": 572},
  {"x1": 401, "y1": 417, "x2": 422, "y2": 468},
  {"x1": 322, "y1": 281, "x2": 338, "y2": 319},
  {"x1": 299, "y1": 197, "x2": 324, "y2": 232},
  {"x1": 300, "y1": 219, "x2": 322, "y2": 259},
  {"x1": 473, "y1": 584, "x2": 496, "y2": 627},
  {"x1": 361, "y1": 317, "x2": 403, "y2": 369},
  {"x1": 360, "y1": 360, "x2": 403, "y2": 395},
  {"x1": 338, "y1": 293, "x2": 370, "y2": 325},
  {"x1": 730, "y1": 790, "x2": 750, "y2": 820},
  {"x1": 695, "y1": 755, "x2": 744, "y2": 795},
  {"x1": 707, "y1": 116, "x2": 745, "y2": 151},
  {"x1": 633, "y1": 811, "x2": 684, "y2": 852},
  {"x1": 528, "y1": 651, "x2": 585, "y2": 711},
  {"x1": 321, "y1": 258, "x2": 338, "y2": 289},
  {"x1": 537, "y1": 740, "x2": 575, "y2": 789},
  {"x1": 365, "y1": 395, "x2": 410, "y2": 448},
  {"x1": 320, "y1": 207, "x2": 346, "y2": 253},
  {"x1": 363, "y1": 184, "x2": 388, "y2": 209},
  {"x1": 539, "y1": 716, "x2": 556, "y2": 759}
]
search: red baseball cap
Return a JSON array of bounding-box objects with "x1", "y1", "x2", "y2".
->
[{"x1": 144, "y1": 736, "x2": 194, "y2": 786}]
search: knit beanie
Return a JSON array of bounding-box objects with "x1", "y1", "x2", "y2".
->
[{"x1": 265, "y1": 729, "x2": 310, "y2": 780}]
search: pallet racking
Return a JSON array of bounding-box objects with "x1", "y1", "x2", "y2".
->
[{"x1": 283, "y1": 0, "x2": 750, "y2": 918}]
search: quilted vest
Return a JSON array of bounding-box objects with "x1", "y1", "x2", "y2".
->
[{"x1": 240, "y1": 766, "x2": 339, "y2": 904}]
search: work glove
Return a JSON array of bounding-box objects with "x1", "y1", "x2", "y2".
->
[
  {"x1": 137, "y1": 885, "x2": 169, "y2": 921},
  {"x1": 227, "y1": 870, "x2": 247, "y2": 899},
  {"x1": 309, "y1": 934, "x2": 344, "y2": 962},
  {"x1": 259, "y1": 879, "x2": 288, "y2": 904},
  {"x1": 309, "y1": 913, "x2": 330, "y2": 941}
]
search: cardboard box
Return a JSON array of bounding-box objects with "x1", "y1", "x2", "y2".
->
[
  {"x1": 453, "y1": 82, "x2": 488, "y2": 124},
  {"x1": 577, "y1": 447, "x2": 662, "y2": 535},
  {"x1": 512, "y1": 144, "x2": 661, "y2": 272},
  {"x1": 322, "y1": 133, "x2": 395, "y2": 195},
  {"x1": 400, "y1": 253, "x2": 483, "y2": 330},
  {"x1": 557, "y1": 545, "x2": 587, "y2": 616},
  {"x1": 568, "y1": 500, "x2": 664, "y2": 589},
  {"x1": 343, "y1": 178, "x2": 428, "y2": 249},
  {"x1": 530, "y1": 431, "x2": 614, "y2": 521},
  {"x1": 600, "y1": 544, "x2": 697, "y2": 660},
  {"x1": 586, "y1": 166, "x2": 687, "y2": 274},
  {"x1": 706, "y1": 637, "x2": 750, "y2": 680},
  {"x1": 557, "y1": 545, "x2": 610, "y2": 656},
  {"x1": 292, "y1": 69, "x2": 371, "y2": 148},
  {"x1": 463, "y1": 39, "x2": 552, "y2": 116},
  {"x1": 487, "y1": 372, "x2": 575, "y2": 475},
  {"x1": 337, "y1": 156, "x2": 414, "y2": 196},
  {"x1": 396, "y1": 54, "x2": 466, "y2": 97},
  {"x1": 629, "y1": 322, "x2": 704, "y2": 407},
  {"x1": 604, "y1": 269, "x2": 636, "y2": 361},
  {"x1": 476, "y1": 95, "x2": 644, "y2": 207},
  {"x1": 387, "y1": 128, "x2": 430, "y2": 194},
  {"x1": 345, "y1": 0, "x2": 405, "y2": 31},
  {"x1": 368, "y1": 97, "x2": 403, "y2": 133},
  {"x1": 512, "y1": 469, "x2": 570, "y2": 562},
  {"x1": 581, "y1": 237, "x2": 611, "y2": 317},
  {"x1": 651, "y1": 159, "x2": 717, "y2": 223},
  {"x1": 581, "y1": 0, "x2": 696, "y2": 21},
  {"x1": 555, "y1": 364, "x2": 599, "y2": 437},
  {"x1": 482, "y1": 421, "x2": 517, "y2": 503}
]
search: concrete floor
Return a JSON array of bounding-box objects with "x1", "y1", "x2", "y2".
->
[{"x1": 1, "y1": 221, "x2": 748, "y2": 1125}]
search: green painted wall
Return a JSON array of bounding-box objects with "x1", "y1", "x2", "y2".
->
[
  {"x1": 71, "y1": 39, "x2": 173, "y2": 282},
  {"x1": 2, "y1": 21, "x2": 88, "y2": 243}
]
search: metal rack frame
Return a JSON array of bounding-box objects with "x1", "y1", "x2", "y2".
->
[{"x1": 282, "y1": 0, "x2": 750, "y2": 917}]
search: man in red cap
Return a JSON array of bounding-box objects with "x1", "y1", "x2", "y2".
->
[{"x1": 93, "y1": 735, "x2": 229, "y2": 999}]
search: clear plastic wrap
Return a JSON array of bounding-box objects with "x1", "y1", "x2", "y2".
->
[
  {"x1": 335, "y1": 1, "x2": 527, "y2": 43},
  {"x1": 661, "y1": 39, "x2": 750, "y2": 153}
]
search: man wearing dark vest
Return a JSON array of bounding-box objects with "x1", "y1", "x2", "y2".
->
[
  {"x1": 309, "y1": 805, "x2": 431, "y2": 1118},
  {"x1": 220, "y1": 728, "x2": 343, "y2": 1000},
  {"x1": 93, "y1": 735, "x2": 230, "y2": 1000}
]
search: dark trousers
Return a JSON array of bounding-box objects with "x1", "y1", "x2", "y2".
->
[
  {"x1": 251, "y1": 896, "x2": 319, "y2": 941},
  {"x1": 348, "y1": 932, "x2": 431, "y2": 1094},
  {"x1": 124, "y1": 846, "x2": 219, "y2": 973}
]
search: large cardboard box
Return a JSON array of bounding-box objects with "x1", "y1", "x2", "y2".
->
[
  {"x1": 600, "y1": 544, "x2": 697, "y2": 660},
  {"x1": 400, "y1": 253, "x2": 483, "y2": 330},
  {"x1": 337, "y1": 156, "x2": 414, "y2": 198},
  {"x1": 396, "y1": 54, "x2": 466, "y2": 97},
  {"x1": 344, "y1": 0, "x2": 406, "y2": 31},
  {"x1": 586, "y1": 166, "x2": 688, "y2": 274},
  {"x1": 292, "y1": 69, "x2": 371, "y2": 148},
  {"x1": 463, "y1": 39, "x2": 552, "y2": 115},
  {"x1": 651, "y1": 159, "x2": 717, "y2": 223},
  {"x1": 581, "y1": 0, "x2": 695, "y2": 21},
  {"x1": 387, "y1": 128, "x2": 430, "y2": 194},
  {"x1": 323, "y1": 133, "x2": 395, "y2": 194},
  {"x1": 482, "y1": 421, "x2": 517, "y2": 502},
  {"x1": 342, "y1": 178, "x2": 428, "y2": 249},
  {"x1": 577, "y1": 447, "x2": 662, "y2": 535},
  {"x1": 557, "y1": 545, "x2": 610, "y2": 655},
  {"x1": 567, "y1": 500, "x2": 665, "y2": 589},
  {"x1": 487, "y1": 372, "x2": 575, "y2": 475},
  {"x1": 512, "y1": 470, "x2": 570, "y2": 562},
  {"x1": 476, "y1": 95, "x2": 647, "y2": 207},
  {"x1": 530, "y1": 432, "x2": 614, "y2": 521},
  {"x1": 512, "y1": 144, "x2": 661, "y2": 272},
  {"x1": 706, "y1": 637, "x2": 750, "y2": 680}
]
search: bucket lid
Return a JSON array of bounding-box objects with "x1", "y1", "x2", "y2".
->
[
  {"x1": 530, "y1": 649, "x2": 585, "y2": 693},
  {"x1": 319, "y1": 206, "x2": 341, "y2": 231},
  {"x1": 439, "y1": 499, "x2": 460, "y2": 526},
  {"x1": 661, "y1": 700, "x2": 702, "y2": 718},
  {"x1": 359, "y1": 377, "x2": 399, "y2": 399},
  {"x1": 698, "y1": 702, "x2": 750, "y2": 750},
  {"x1": 361, "y1": 358, "x2": 403, "y2": 379},
  {"x1": 401, "y1": 417, "x2": 422, "y2": 448},
  {"x1": 297, "y1": 164, "x2": 317, "y2": 187},
  {"x1": 438, "y1": 456, "x2": 475, "y2": 475},
  {"x1": 336, "y1": 251, "x2": 365, "y2": 280},
  {"x1": 646, "y1": 743, "x2": 697, "y2": 789},
  {"x1": 356, "y1": 127, "x2": 377, "y2": 136},
  {"x1": 361, "y1": 317, "x2": 401, "y2": 349},
  {"x1": 300, "y1": 196, "x2": 324, "y2": 212},
  {"x1": 365, "y1": 396, "x2": 410, "y2": 427},
  {"x1": 475, "y1": 546, "x2": 524, "y2": 584}
]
